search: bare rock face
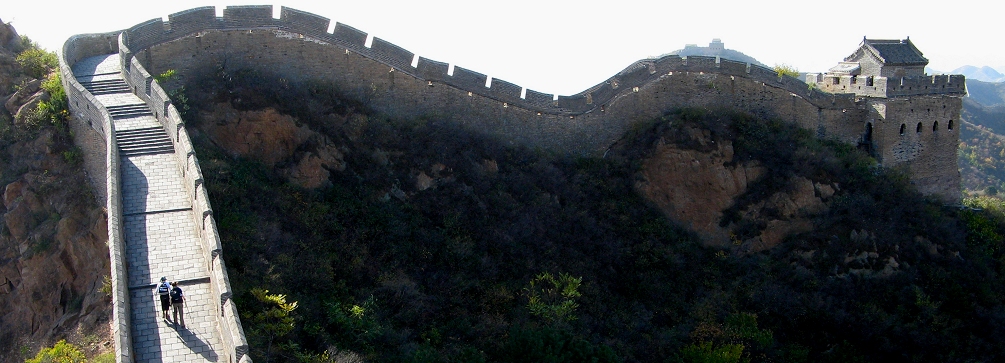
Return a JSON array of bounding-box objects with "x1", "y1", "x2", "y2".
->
[
  {"x1": 200, "y1": 104, "x2": 309, "y2": 167},
  {"x1": 5, "y1": 78, "x2": 40, "y2": 114},
  {"x1": 0, "y1": 19, "x2": 19, "y2": 53},
  {"x1": 0, "y1": 127, "x2": 111, "y2": 361},
  {"x1": 637, "y1": 126, "x2": 763, "y2": 245},
  {"x1": 636, "y1": 125, "x2": 831, "y2": 251},
  {"x1": 198, "y1": 103, "x2": 346, "y2": 189}
]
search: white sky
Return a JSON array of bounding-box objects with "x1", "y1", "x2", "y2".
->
[{"x1": 3, "y1": 1, "x2": 1001, "y2": 95}]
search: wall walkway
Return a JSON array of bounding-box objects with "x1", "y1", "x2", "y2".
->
[
  {"x1": 73, "y1": 53, "x2": 225, "y2": 362},
  {"x1": 61, "y1": 31, "x2": 250, "y2": 363}
]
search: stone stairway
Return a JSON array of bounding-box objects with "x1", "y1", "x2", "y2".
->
[
  {"x1": 72, "y1": 54, "x2": 226, "y2": 363},
  {"x1": 115, "y1": 127, "x2": 174, "y2": 157},
  {"x1": 79, "y1": 77, "x2": 132, "y2": 95}
]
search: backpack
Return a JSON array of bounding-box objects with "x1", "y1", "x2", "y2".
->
[
  {"x1": 158, "y1": 282, "x2": 170, "y2": 295},
  {"x1": 170, "y1": 287, "x2": 183, "y2": 303}
]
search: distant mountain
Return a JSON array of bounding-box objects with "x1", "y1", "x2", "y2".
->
[
  {"x1": 952, "y1": 65, "x2": 1005, "y2": 83},
  {"x1": 661, "y1": 39, "x2": 765, "y2": 67},
  {"x1": 965, "y1": 79, "x2": 1005, "y2": 108}
]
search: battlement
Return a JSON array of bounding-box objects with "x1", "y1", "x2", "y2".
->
[
  {"x1": 808, "y1": 73, "x2": 966, "y2": 98},
  {"x1": 96, "y1": 4, "x2": 958, "y2": 201},
  {"x1": 118, "y1": 5, "x2": 861, "y2": 116}
]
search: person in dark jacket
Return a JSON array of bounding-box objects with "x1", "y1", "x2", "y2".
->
[{"x1": 170, "y1": 281, "x2": 186, "y2": 327}]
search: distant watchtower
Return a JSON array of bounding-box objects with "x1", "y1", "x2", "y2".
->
[{"x1": 808, "y1": 38, "x2": 967, "y2": 201}]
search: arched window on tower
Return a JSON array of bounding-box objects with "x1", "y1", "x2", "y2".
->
[
  {"x1": 916, "y1": 122, "x2": 923, "y2": 133},
  {"x1": 900, "y1": 124, "x2": 906, "y2": 135},
  {"x1": 949, "y1": 120, "x2": 954, "y2": 130},
  {"x1": 933, "y1": 121, "x2": 939, "y2": 132},
  {"x1": 865, "y1": 122, "x2": 873, "y2": 143}
]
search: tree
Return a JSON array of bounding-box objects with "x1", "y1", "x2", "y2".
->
[
  {"x1": 525, "y1": 272, "x2": 582, "y2": 325},
  {"x1": 245, "y1": 288, "x2": 299, "y2": 362}
]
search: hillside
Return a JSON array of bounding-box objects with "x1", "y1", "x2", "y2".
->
[
  {"x1": 965, "y1": 79, "x2": 1005, "y2": 108},
  {"x1": 952, "y1": 66, "x2": 1005, "y2": 83},
  {"x1": 177, "y1": 67, "x2": 1005, "y2": 363},
  {"x1": 957, "y1": 80, "x2": 1005, "y2": 194},
  {"x1": 0, "y1": 20, "x2": 112, "y2": 363}
]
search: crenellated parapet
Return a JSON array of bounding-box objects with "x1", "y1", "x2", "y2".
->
[
  {"x1": 118, "y1": 32, "x2": 252, "y2": 362},
  {"x1": 102, "y1": 5, "x2": 959, "y2": 201},
  {"x1": 116, "y1": 5, "x2": 858, "y2": 117},
  {"x1": 808, "y1": 73, "x2": 966, "y2": 98}
]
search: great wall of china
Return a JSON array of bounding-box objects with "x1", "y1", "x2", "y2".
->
[{"x1": 58, "y1": 5, "x2": 965, "y2": 362}]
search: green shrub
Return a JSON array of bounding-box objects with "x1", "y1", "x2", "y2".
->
[
  {"x1": 774, "y1": 64, "x2": 800, "y2": 78},
  {"x1": 90, "y1": 352, "x2": 115, "y2": 363},
  {"x1": 16, "y1": 47, "x2": 57, "y2": 80},
  {"x1": 498, "y1": 326, "x2": 620, "y2": 363},
  {"x1": 25, "y1": 340, "x2": 85, "y2": 363},
  {"x1": 680, "y1": 341, "x2": 746, "y2": 363},
  {"x1": 525, "y1": 272, "x2": 582, "y2": 324}
]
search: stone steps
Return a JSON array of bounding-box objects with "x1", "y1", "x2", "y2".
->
[
  {"x1": 116, "y1": 127, "x2": 174, "y2": 157},
  {"x1": 106, "y1": 103, "x2": 153, "y2": 119},
  {"x1": 79, "y1": 78, "x2": 131, "y2": 95}
]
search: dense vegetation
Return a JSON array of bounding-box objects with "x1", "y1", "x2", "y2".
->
[
  {"x1": 183, "y1": 69, "x2": 1005, "y2": 362},
  {"x1": 958, "y1": 82, "x2": 1005, "y2": 194}
]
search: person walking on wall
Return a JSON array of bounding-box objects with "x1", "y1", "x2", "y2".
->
[
  {"x1": 170, "y1": 281, "x2": 186, "y2": 327},
  {"x1": 156, "y1": 277, "x2": 171, "y2": 321}
]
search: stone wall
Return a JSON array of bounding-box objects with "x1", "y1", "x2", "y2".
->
[
  {"x1": 58, "y1": 32, "x2": 133, "y2": 363},
  {"x1": 118, "y1": 34, "x2": 252, "y2": 363},
  {"x1": 813, "y1": 74, "x2": 965, "y2": 99},
  {"x1": 114, "y1": 5, "x2": 959, "y2": 200},
  {"x1": 869, "y1": 96, "x2": 963, "y2": 198}
]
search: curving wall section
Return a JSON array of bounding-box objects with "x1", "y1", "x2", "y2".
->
[
  {"x1": 118, "y1": 33, "x2": 251, "y2": 362},
  {"x1": 59, "y1": 31, "x2": 132, "y2": 362},
  {"x1": 60, "y1": 30, "x2": 251, "y2": 362},
  {"x1": 120, "y1": 5, "x2": 877, "y2": 157}
]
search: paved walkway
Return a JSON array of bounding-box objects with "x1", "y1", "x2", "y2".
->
[{"x1": 73, "y1": 54, "x2": 225, "y2": 362}]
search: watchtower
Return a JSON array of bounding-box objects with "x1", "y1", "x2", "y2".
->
[{"x1": 808, "y1": 38, "x2": 966, "y2": 201}]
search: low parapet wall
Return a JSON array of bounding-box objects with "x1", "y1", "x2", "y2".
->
[
  {"x1": 59, "y1": 32, "x2": 132, "y2": 363},
  {"x1": 118, "y1": 34, "x2": 252, "y2": 363}
]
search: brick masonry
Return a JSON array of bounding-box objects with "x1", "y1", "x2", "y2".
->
[
  {"x1": 61, "y1": 44, "x2": 250, "y2": 362},
  {"x1": 112, "y1": 5, "x2": 960, "y2": 201}
]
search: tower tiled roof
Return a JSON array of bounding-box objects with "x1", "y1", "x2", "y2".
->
[{"x1": 852, "y1": 38, "x2": 928, "y2": 66}]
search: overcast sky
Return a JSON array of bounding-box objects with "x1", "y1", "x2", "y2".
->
[{"x1": 4, "y1": 1, "x2": 1001, "y2": 95}]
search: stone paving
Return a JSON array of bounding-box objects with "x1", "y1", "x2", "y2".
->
[{"x1": 75, "y1": 53, "x2": 225, "y2": 362}]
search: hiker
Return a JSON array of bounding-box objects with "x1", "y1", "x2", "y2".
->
[
  {"x1": 170, "y1": 281, "x2": 186, "y2": 327},
  {"x1": 156, "y1": 277, "x2": 171, "y2": 320}
]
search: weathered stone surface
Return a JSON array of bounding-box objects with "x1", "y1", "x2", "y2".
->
[
  {"x1": 283, "y1": 152, "x2": 331, "y2": 189},
  {"x1": 416, "y1": 171, "x2": 434, "y2": 191},
  {"x1": 200, "y1": 104, "x2": 308, "y2": 167},
  {"x1": 13, "y1": 89, "x2": 48, "y2": 124},
  {"x1": 5, "y1": 78, "x2": 40, "y2": 114},
  {"x1": 638, "y1": 126, "x2": 829, "y2": 250},
  {"x1": 637, "y1": 127, "x2": 763, "y2": 245},
  {"x1": 199, "y1": 103, "x2": 345, "y2": 189},
  {"x1": 0, "y1": 136, "x2": 111, "y2": 360}
]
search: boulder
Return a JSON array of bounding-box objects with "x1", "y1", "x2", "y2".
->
[
  {"x1": 5, "y1": 78, "x2": 40, "y2": 114},
  {"x1": 13, "y1": 88, "x2": 49, "y2": 124}
]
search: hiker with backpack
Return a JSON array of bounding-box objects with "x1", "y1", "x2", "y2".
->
[
  {"x1": 170, "y1": 281, "x2": 186, "y2": 327},
  {"x1": 156, "y1": 277, "x2": 171, "y2": 321}
]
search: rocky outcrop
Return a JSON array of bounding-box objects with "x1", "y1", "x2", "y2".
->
[
  {"x1": 198, "y1": 103, "x2": 345, "y2": 189},
  {"x1": 0, "y1": 22, "x2": 111, "y2": 357},
  {"x1": 636, "y1": 127, "x2": 763, "y2": 245},
  {"x1": 636, "y1": 125, "x2": 835, "y2": 252},
  {"x1": 0, "y1": 126, "x2": 111, "y2": 362}
]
